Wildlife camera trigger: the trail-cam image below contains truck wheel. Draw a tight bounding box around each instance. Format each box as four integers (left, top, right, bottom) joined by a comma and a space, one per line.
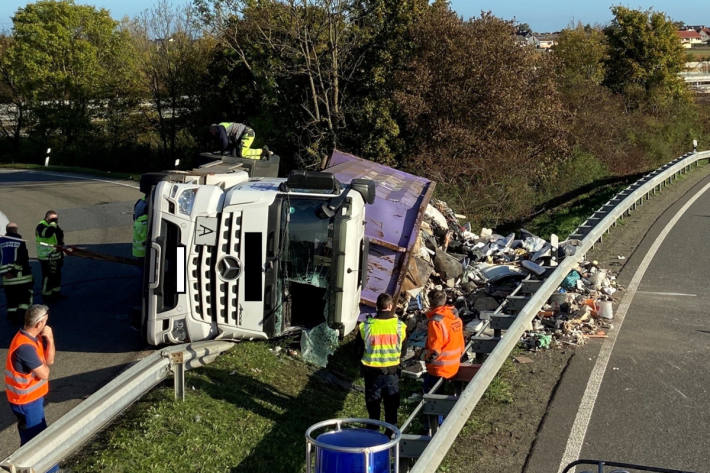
139, 172, 170, 194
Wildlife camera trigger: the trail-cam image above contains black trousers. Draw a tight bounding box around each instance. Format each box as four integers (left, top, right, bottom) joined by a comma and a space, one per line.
4, 281, 33, 323
40, 258, 62, 296
363, 367, 400, 428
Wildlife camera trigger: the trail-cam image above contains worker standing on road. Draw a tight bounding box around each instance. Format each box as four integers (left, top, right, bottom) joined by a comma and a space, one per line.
209, 122, 272, 160
132, 196, 148, 258
4, 305, 58, 470
422, 289, 464, 393
358, 293, 407, 428
0, 223, 34, 324
35, 210, 65, 300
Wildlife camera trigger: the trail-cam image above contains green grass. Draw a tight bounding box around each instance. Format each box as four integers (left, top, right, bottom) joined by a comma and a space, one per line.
67, 340, 372, 472
685, 47, 710, 60
0, 162, 139, 181
523, 183, 627, 240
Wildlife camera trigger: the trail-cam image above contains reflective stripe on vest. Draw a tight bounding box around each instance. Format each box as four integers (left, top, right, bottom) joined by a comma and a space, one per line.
5, 331, 48, 405
132, 214, 148, 257
2, 268, 33, 286
35, 220, 58, 260
360, 318, 406, 368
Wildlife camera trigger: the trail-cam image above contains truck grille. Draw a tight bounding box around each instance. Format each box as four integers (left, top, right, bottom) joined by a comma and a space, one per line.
189, 211, 242, 326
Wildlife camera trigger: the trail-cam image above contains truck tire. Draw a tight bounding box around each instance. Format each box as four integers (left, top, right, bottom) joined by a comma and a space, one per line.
139, 172, 170, 194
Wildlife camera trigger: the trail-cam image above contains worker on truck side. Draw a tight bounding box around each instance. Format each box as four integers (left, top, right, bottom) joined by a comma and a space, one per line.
35, 210, 65, 301
132, 196, 148, 258
422, 289, 464, 393
0, 222, 34, 324
358, 293, 407, 428
209, 122, 272, 160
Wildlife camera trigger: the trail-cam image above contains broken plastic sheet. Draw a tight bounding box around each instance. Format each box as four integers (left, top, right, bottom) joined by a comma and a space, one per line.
300, 322, 340, 368
522, 235, 547, 253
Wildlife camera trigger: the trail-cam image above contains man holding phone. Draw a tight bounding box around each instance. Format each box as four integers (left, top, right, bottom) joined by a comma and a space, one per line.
35, 210, 65, 300
4, 304, 56, 449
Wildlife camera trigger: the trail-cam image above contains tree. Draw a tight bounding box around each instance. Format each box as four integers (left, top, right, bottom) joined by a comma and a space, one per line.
195, 0, 366, 168
516, 22, 532, 36
553, 23, 607, 88
603, 6, 689, 111
393, 7, 570, 223
132, 0, 215, 161
342, 0, 427, 166
4, 0, 137, 148
0, 34, 28, 149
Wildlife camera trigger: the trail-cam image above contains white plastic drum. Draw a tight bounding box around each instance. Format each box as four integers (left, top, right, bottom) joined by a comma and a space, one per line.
0, 210, 8, 235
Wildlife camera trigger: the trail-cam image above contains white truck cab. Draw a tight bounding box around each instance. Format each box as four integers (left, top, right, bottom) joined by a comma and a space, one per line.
143, 169, 374, 345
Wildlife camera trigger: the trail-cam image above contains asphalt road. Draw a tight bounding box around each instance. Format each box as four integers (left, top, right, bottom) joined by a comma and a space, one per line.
0, 169, 152, 457
527, 173, 710, 473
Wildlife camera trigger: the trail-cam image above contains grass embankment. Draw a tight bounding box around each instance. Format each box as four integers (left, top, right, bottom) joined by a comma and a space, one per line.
66, 339, 530, 473
523, 182, 626, 239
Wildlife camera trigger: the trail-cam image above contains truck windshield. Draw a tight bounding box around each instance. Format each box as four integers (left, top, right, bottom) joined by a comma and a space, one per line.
281, 197, 333, 288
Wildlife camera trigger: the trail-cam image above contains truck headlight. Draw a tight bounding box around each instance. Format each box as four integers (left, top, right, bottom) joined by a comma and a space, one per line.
178, 188, 197, 215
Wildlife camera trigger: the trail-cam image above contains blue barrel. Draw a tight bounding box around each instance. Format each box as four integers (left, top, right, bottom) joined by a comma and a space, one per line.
315, 428, 391, 473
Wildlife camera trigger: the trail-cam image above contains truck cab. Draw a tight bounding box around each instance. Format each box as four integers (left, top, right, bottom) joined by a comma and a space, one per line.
142, 169, 373, 345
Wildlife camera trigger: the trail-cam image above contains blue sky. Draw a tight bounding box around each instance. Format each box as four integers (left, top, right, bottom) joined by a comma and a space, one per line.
0, 1, 708, 33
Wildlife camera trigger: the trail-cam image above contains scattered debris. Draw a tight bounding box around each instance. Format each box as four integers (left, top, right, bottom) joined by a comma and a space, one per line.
514, 356, 534, 364
396, 198, 622, 373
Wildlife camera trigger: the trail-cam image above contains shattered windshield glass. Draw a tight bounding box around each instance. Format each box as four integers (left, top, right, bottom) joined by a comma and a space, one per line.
281, 197, 334, 288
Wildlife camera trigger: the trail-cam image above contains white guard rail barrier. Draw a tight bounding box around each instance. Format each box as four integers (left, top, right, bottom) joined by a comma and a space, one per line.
410, 150, 710, 473
1, 340, 235, 473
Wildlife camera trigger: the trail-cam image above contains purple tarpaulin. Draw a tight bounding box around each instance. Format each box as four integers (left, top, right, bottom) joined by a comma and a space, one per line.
326, 150, 435, 316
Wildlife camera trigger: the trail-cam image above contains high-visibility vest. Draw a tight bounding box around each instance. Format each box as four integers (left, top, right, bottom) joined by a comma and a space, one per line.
5, 331, 48, 405
219, 122, 247, 141
35, 220, 58, 260
425, 306, 465, 379
360, 317, 406, 368
132, 214, 148, 258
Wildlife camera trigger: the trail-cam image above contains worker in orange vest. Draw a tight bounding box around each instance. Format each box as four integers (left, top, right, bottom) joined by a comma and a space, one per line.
422, 289, 464, 393
4, 304, 58, 465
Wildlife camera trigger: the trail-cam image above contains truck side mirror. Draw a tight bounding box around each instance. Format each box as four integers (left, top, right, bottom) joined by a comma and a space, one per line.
350, 178, 376, 205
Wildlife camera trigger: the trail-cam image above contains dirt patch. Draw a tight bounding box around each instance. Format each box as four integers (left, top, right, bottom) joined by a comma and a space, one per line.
441, 162, 710, 473
442, 349, 574, 473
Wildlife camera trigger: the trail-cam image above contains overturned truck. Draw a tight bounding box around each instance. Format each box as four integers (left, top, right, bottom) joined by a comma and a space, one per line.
140, 151, 433, 345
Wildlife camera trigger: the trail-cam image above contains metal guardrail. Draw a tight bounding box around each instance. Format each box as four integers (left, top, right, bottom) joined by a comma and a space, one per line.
0, 340, 235, 473
410, 150, 710, 473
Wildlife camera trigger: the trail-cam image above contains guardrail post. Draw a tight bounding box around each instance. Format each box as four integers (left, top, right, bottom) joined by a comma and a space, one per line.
170, 352, 186, 401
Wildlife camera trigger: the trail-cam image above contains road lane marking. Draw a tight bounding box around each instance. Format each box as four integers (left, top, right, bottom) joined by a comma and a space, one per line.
637, 291, 697, 297
24, 169, 139, 190
557, 180, 710, 473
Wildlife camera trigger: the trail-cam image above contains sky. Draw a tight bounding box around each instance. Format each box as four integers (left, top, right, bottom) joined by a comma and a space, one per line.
0, 0, 708, 33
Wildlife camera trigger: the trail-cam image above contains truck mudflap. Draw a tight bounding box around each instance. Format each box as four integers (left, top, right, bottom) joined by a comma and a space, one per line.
326, 150, 435, 316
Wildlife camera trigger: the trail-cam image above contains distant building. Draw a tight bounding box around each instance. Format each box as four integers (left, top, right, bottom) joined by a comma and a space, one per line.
677, 30, 703, 48
534, 33, 558, 50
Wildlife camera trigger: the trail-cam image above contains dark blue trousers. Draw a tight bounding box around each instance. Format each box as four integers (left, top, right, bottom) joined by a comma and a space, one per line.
9, 397, 59, 472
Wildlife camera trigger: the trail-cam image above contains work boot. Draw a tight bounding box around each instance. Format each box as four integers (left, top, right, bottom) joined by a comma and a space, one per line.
261, 146, 273, 160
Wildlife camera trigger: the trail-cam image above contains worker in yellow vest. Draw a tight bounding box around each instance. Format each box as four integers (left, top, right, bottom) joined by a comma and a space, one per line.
358, 293, 407, 427
132, 196, 148, 258
208, 122, 272, 159
35, 210, 65, 300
